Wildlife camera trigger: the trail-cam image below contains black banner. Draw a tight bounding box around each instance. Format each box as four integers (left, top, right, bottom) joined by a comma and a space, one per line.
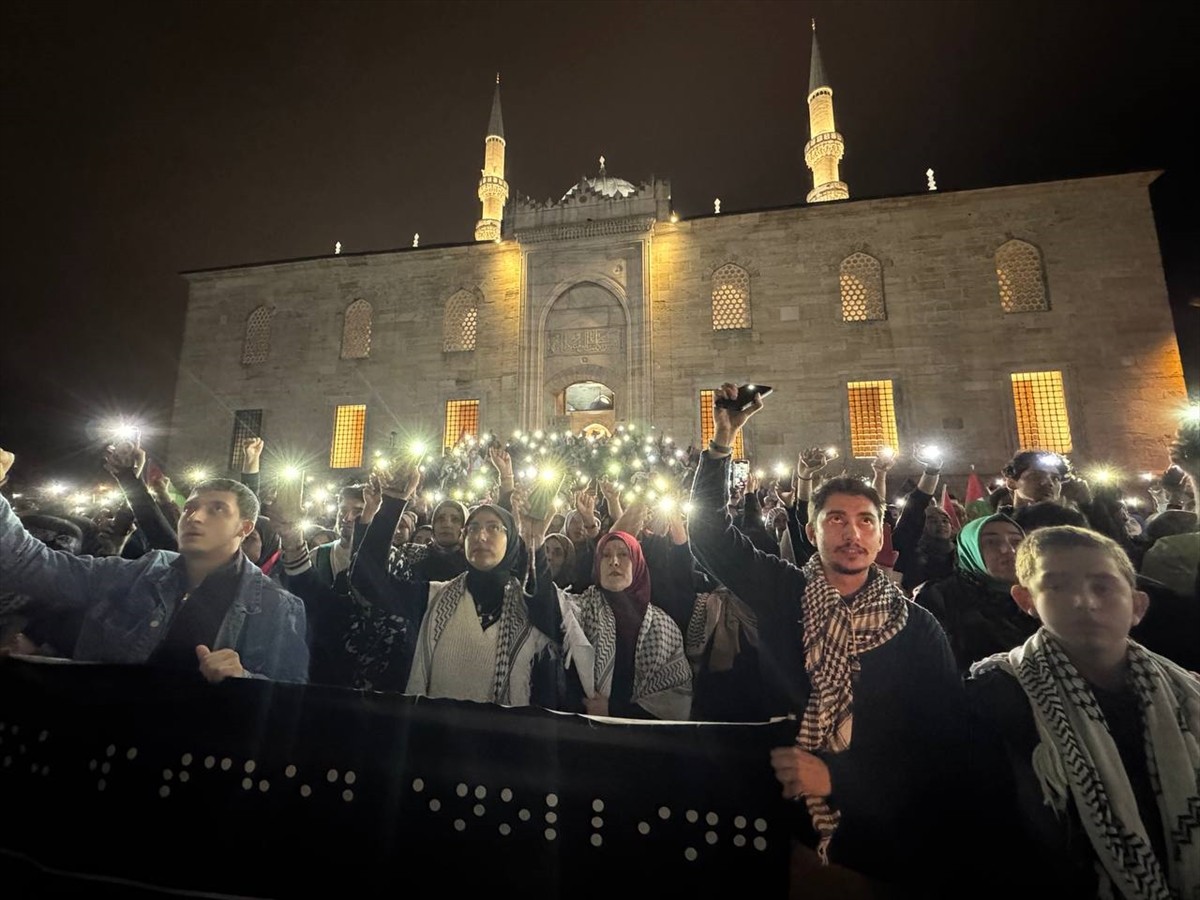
0, 659, 792, 898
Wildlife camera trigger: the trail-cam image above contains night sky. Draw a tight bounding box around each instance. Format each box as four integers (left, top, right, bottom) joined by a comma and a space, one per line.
2, 0, 1197, 482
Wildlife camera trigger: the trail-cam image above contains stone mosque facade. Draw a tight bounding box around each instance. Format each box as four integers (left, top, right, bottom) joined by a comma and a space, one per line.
168, 28, 1187, 477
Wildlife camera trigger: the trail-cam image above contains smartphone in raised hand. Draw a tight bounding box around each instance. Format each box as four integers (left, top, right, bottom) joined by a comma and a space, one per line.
714, 383, 773, 412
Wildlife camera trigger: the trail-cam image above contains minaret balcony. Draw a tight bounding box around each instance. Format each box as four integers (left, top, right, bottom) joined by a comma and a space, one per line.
806, 182, 849, 203
804, 132, 845, 166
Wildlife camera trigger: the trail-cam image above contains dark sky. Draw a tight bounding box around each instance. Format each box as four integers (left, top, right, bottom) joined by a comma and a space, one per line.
2, 0, 1197, 481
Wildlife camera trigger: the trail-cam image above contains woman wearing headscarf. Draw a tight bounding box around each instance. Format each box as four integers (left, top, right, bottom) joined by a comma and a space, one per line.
389, 498, 470, 582
350, 466, 561, 706
542, 533, 577, 589
554, 531, 692, 720
914, 512, 1031, 673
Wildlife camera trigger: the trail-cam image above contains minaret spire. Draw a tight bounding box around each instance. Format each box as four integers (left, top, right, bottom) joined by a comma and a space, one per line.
475, 76, 509, 242
803, 21, 849, 203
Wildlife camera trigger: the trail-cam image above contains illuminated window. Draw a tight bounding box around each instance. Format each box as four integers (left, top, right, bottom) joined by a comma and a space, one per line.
840, 253, 886, 322
340, 299, 372, 359
699, 390, 746, 457
443, 290, 478, 352
1011, 371, 1072, 453
996, 240, 1048, 313
229, 409, 263, 470
242, 306, 274, 365
444, 400, 480, 451
711, 263, 751, 330
847, 380, 899, 458
330, 405, 366, 469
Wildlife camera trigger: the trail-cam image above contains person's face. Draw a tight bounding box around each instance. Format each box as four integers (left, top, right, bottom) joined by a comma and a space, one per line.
433, 506, 465, 548
1012, 547, 1148, 659
1010, 465, 1062, 503
413, 527, 434, 546
545, 539, 566, 577
242, 529, 263, 562
978, 521, 1024, 584
599, 538, 635, 592
27, 527, 82, 556
924, 505, 953, 540
566, 515, 587, 543
338, 496, 366, 543
178, 491, 254, 558
393, 518, 414, 548
464, 511, 508, 571
806, 494, 884, 577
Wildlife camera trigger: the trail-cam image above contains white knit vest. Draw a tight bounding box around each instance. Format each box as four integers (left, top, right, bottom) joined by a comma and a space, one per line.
425, 590, 499, 703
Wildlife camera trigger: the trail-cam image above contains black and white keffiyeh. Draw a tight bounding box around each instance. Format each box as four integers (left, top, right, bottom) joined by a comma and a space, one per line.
974, 631, 1200, 900
796, 556, 909, 864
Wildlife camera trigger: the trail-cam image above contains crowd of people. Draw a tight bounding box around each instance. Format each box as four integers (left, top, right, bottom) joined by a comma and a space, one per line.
1, 387, 1198, 897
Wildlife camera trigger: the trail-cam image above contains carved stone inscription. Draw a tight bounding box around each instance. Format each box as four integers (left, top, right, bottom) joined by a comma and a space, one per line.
546, 327, 623, 356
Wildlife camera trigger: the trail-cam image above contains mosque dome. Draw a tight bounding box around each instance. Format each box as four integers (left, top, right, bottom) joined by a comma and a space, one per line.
561, 156, 638, 201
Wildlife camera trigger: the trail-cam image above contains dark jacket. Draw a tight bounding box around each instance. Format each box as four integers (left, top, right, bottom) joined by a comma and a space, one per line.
915, 572, 1036, 674
688, 453, 967, 887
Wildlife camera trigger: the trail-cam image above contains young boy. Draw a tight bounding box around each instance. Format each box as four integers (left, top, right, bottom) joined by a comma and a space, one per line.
966, 526, 1198, 898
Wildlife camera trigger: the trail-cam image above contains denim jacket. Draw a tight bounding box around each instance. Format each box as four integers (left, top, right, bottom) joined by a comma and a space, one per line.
0, 496, 308, 682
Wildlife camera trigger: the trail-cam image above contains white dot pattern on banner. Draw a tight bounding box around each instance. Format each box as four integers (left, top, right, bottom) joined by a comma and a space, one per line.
499, 824, 511, 836
734, 815, 747, 829
97, 779, 106, 791
180, 753, 192, 766
344, 771, 356, 785
5, 757, 13, 768
258, 780, 270, 793
545, 793, 558, 808
244, 760, 256, 774
474, 805, 485, 817
544, 828, 557, 841
754, 818, 767, 833
220, 758, 232, 771
686, 810, 698, 823
179, 772, 190, 783
658, 806, 671, 820
684, 848, 698, 862
590, 834, 603, 848
706, 831, 718, 845
454, 819, 466, 832
39, 731, 49, 742
204, 756, 215, 769
706, 812, 718, 826
300, 785, 312, 798
326, 769, 338, 783
105, 745, 115, 757
474, 785, 486, 799
101, 762, 111, 775
456, 783, 469, 797
500, 788, 512, 802
638, 822, 651, 835
126, 747, 137, 760
159, 786, 170, 798
428, 799, 441, 812
591, 817, 603, 829
412, 778, 424, 792
592, 799, 604, 813
41, 766, 50, 777
754, 837, 767, 851
518, 809, 531, 822
733, 834, 746, 848
545, 811, 557, 824
285, 765, 297, 779
163, 769, 173, 781
342, 790, 353, 802
89, 760, 97, 771
241, 778, 252, 790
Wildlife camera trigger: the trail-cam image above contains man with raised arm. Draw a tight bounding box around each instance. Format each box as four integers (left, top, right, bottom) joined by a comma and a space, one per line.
687, 385, 966, 891
0, 446, 307, 683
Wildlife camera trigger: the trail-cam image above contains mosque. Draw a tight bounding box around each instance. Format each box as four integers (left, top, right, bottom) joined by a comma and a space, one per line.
168, 26, 1186, 478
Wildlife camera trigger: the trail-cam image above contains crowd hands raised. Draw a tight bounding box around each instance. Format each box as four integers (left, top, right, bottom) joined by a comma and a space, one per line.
1, 387, 1198, 896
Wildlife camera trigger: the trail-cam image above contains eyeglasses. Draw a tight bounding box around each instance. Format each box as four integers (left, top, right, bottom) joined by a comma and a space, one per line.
466, 522, 507, 537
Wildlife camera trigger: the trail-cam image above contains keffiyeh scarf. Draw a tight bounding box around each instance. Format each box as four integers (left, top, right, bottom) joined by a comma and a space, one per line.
975, 631, 1200, 900
796, 556, 909, 864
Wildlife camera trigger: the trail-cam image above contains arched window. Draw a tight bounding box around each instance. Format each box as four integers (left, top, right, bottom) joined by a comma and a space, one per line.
242, 305, 274, 365
340, 299, 372, 359
711, 263, 751, 330
443, 290, 478, 352
840, 253, 886, 322
996, 240, 1048, 313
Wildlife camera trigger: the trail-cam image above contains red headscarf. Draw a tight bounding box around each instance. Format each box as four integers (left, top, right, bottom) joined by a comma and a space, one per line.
593, 531, 652, 613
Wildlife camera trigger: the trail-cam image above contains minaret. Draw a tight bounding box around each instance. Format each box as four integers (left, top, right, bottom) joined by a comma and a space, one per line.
474, 74, 508, 242
804, 21, 849, 203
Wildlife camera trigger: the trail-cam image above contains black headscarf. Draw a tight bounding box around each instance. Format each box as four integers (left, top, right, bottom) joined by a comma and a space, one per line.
463, 504, 523, 629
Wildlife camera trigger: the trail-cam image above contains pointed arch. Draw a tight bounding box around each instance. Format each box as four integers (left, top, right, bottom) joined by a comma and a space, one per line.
443, 289, 478, 352
996, 239, 1049, 312
242, 305, 274, 365
840, 252, 886, 322
340, 299, 372, 359
711, 263, 751, 330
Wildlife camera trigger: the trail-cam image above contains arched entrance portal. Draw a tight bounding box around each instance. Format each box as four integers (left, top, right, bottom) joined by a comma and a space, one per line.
562, 381, 616, 436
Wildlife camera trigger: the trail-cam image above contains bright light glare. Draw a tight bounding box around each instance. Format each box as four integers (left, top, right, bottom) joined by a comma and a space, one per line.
773, 462, 789, 477
878, 446, 895, 459
280, 466, 302, 482
187, 468, 210, 483
1090, 467, 1117, 485
45, 482, 68, 496
408, 441, 427, 458
825, 447, 838, 458
658, 496, 677, 513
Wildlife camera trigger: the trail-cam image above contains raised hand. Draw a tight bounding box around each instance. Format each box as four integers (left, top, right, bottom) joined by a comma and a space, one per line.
871, 447, 897, 472
798, 446, 831, 476
511, 485, 550, 549
598, 478, 619, 503
913, 443, 943, 471
711, 382, 764, 445
745, 471, 761, 494
0, 448, 14, 484
104, 440, 146, 477
488, 447, 514, 484
378, 462, 420, 501
361, 473, 384, 524
242, 437, 264, 474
